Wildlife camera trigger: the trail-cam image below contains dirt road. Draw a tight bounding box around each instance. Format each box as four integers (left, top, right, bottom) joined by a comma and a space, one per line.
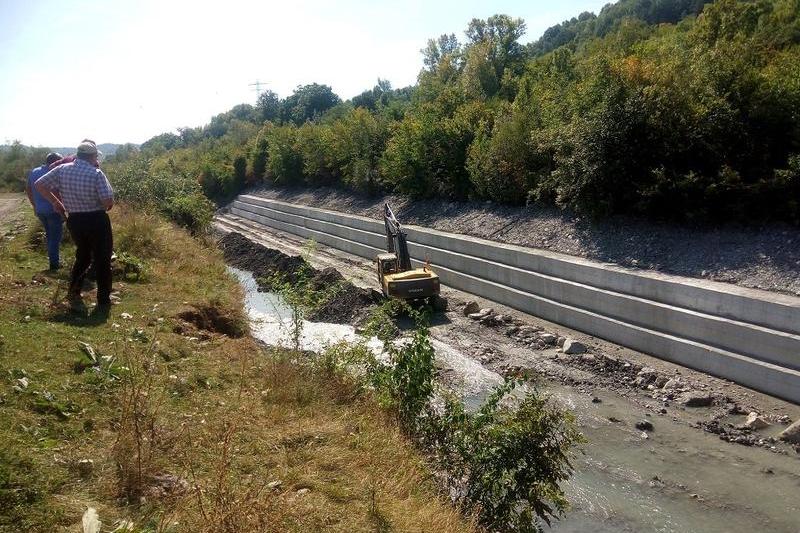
215, 213, 800, 533
0, 193, 24, 225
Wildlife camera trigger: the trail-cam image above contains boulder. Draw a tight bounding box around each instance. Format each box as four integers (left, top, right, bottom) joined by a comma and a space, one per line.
562, 339, 587, 354
778, 420, 800, 444
635, 420, 654, 431
743, 412, 770, 430
540, 333, 557, 345
463, 301, 480, 316
680, 392, 714, 407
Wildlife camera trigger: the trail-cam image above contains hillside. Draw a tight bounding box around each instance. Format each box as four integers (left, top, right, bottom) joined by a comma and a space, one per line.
108, 0, 799, 228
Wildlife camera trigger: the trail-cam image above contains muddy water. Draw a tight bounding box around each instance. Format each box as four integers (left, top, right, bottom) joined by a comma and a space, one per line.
231, 266, 800, 532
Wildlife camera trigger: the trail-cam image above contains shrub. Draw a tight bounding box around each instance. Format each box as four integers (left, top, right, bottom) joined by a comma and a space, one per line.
165, 192, 215, 235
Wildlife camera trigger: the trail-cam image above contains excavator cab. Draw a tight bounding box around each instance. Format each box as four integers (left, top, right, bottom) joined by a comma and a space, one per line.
377, 204, 442, 303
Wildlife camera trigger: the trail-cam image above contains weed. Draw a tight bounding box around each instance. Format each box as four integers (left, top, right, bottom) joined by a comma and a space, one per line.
114, 251, 147, 281
113, 331, 167, 503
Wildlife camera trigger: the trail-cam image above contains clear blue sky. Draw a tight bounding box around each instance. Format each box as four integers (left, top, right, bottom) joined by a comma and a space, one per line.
0, 0, 610, 147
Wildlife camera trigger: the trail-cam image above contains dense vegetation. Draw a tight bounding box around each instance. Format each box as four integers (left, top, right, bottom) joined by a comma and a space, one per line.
0, 143, 49, 192
10, 0, 800, 227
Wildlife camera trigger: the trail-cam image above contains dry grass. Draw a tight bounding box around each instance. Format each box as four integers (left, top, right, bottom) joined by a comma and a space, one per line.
0, 205, 474, 532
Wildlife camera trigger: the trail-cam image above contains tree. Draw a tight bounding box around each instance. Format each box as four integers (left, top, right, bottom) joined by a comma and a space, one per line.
256, 90, 281, 123
465, 15, 527, 80
281, 83, 342, 125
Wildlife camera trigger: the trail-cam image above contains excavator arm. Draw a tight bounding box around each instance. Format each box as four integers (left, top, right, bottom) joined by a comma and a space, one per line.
384, 203, 412, 271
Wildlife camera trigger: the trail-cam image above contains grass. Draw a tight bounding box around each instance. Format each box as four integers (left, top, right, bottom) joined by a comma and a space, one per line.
0, 202, 475, 532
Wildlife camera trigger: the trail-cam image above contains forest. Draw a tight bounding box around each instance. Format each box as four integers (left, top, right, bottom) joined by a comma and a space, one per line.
6, 0, 800, 227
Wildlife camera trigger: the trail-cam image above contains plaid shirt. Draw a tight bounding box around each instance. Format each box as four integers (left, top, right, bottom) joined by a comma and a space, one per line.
35, 159, 114, 214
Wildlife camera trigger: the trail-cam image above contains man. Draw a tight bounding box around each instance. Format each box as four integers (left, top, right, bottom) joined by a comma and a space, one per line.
35, 141, 115, 310
25, 152, 64, 270
48, 138, 101, 170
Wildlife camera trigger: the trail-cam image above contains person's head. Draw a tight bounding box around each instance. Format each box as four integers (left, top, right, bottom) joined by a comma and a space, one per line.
45, 152, 62, 166
76, 141, 98, 162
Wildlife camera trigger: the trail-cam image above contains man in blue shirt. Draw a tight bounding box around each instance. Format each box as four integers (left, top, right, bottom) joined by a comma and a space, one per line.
25, 152, 64, 270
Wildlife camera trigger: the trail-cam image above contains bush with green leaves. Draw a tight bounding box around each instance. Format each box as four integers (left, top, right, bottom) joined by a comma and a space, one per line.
109, 158, 215, 233
323, 302, 582, 532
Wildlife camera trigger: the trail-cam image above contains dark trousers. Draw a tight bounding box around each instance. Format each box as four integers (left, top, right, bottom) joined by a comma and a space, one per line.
66, 211, 113, 304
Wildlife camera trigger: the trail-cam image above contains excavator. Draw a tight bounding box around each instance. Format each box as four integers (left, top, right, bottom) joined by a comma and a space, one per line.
376, 203, 442, 304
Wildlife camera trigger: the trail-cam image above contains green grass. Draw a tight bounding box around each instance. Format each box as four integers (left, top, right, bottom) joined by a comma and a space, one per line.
0, 205, 475, 532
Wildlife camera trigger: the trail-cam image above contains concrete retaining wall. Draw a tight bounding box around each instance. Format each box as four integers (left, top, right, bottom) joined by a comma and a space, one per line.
226, 194, 800, 403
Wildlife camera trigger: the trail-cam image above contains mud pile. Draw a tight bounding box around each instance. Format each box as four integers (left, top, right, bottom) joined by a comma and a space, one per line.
218, 232, 379, 324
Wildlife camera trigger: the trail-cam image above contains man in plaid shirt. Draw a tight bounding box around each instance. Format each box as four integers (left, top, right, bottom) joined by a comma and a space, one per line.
35, 141, 115, 311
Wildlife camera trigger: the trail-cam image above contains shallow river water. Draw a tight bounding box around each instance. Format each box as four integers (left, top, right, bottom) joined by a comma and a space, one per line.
231, 267, 800, 532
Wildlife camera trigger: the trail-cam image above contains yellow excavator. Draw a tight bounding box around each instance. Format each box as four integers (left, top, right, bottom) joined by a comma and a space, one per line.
376, 203, 441, 302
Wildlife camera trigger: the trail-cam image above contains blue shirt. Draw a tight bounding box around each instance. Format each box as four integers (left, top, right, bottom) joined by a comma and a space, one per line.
27, 165, 54, 214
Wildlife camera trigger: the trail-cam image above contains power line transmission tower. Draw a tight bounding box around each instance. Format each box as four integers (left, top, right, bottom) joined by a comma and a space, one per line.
249, 79, 269, 99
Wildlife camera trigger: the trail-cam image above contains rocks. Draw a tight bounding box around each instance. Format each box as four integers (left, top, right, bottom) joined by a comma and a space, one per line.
778, 420, 800, 444
120, 312, 132, 320
635, 420, 654, 431
467, 308, 493, 321
634, 367, 658, 388
540, 333, 557, 345
653, 375, 669, 389
680, 392, 714, 407
591, 396, 602, 404
662, 378, 682, 390
742, 412, 770, 431
267, 480, 283, 490
562, 339, 587, 354
463, 301, 480, 316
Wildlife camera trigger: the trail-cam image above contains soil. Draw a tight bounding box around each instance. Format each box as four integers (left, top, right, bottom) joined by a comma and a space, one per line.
177, 303, 246, 338
0, 193, 26, 232
218, 232, 379, 324
242, 185, 800, 296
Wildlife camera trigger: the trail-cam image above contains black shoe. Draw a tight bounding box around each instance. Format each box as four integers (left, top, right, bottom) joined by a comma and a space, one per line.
92, 303, 111, 319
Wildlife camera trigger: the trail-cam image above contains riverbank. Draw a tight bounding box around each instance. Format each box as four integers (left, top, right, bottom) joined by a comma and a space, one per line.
214, 215, 800, 532
0, 201, 473, 532
242, 185, 800, 296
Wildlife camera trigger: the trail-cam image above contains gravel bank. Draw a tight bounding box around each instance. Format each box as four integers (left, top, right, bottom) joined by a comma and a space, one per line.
244, 186, 800, 297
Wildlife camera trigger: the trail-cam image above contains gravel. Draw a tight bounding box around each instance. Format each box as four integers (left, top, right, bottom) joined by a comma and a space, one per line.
243, 185, 800, 296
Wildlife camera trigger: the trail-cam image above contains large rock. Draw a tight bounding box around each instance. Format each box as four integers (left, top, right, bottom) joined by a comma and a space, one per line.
562, 339, 587, 354
540, 333, 557, 345
742, 412, 770, 430
778, 420, 800, 444
680, 392, 714, 407
463, 301, 480, 316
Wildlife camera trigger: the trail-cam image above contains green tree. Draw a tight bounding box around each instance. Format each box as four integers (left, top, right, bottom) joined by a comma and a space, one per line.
281, 83, 342, 125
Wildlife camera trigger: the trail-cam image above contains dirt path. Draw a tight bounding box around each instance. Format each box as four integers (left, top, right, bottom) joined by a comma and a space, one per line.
0, 193, 24, 226
215, 214, 800, 533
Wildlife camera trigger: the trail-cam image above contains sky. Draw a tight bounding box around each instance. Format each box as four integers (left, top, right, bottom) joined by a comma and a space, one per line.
0, 0, 610, 148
